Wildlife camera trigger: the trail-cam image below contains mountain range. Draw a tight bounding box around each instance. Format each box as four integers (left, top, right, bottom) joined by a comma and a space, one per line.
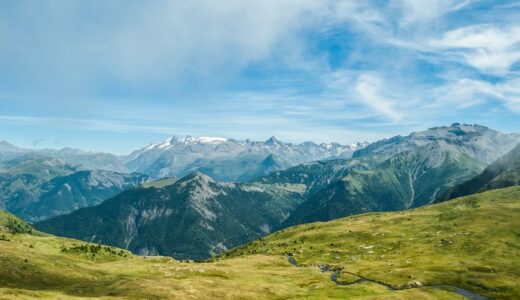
123, 136, 368, 181
0, 137, 368, 182
34, 123, 520, 259
0, 136, 366, 222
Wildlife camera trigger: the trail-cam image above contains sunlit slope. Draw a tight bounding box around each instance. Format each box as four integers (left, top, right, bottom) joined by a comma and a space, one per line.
222, 186, 520, 299
0, 211, 460, 299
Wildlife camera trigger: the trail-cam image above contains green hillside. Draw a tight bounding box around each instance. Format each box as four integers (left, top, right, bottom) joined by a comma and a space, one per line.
2, 187, 519, 299
0, 210, 460, 299
282, 146, 484, 227
222, 187, 520, 299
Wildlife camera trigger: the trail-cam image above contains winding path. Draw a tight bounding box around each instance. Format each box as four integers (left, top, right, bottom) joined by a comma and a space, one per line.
287, 256, 490, 300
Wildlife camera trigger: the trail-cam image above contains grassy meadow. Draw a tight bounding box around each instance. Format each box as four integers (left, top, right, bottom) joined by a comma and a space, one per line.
1, 187, 519, 299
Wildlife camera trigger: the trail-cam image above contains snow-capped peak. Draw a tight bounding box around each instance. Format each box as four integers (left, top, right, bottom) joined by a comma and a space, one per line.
195, 136, 228, 144
178, 136, 228, 144
145, 135, 229, 150
349, 141, 369, 149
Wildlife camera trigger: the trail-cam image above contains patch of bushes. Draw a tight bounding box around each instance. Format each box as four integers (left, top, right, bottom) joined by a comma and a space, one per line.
4, 218, 32, 234
61, 243, 128, 257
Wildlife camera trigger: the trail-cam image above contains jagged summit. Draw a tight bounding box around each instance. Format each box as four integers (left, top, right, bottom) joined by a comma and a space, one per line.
143, 135, 230, 151
265, 136, 282, 146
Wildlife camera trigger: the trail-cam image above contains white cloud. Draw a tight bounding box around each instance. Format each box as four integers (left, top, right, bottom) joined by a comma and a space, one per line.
354, 74, 403, 122
394, 0, 472, 27
430, 25, 520, 75
429, 77, 520, 112
496, 78, 520, 112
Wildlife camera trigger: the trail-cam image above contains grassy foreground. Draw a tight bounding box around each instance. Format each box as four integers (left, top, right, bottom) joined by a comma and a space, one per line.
1, 187, 519, 299
222, 186, 520, 299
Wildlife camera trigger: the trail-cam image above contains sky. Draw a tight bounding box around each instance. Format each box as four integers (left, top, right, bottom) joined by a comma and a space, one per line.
0, 0, 519, 154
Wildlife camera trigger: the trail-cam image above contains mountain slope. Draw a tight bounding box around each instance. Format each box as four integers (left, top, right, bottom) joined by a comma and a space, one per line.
1, 210, 469, 299
223, 186, 520, 300
35, 172, 305, 259
354, 123, 520, 164
21, 170, 149, 222
281, 124, 520, 226
0, 169, 148, 222
440, 144, 520, 200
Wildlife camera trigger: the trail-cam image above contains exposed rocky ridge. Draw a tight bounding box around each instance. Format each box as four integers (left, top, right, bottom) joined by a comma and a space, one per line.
354, 123, 520, 164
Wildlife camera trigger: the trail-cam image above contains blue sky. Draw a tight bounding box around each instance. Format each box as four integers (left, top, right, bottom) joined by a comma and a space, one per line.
0, 0, 519, 154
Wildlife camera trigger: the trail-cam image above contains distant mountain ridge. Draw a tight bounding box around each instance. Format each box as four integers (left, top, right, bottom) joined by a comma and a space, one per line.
0, 137, 369, 182
123, 135, 368, 181
0, 142, 125, 172
353, 123, 518, 164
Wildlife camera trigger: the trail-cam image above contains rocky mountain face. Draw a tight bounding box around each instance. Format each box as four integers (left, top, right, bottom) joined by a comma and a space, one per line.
354, 123, 519, 164
439, 143, 520, 200
123, 136, 368, 181
36, 172, 305, 259
0, 164, 149, 222
279, 124, 520, 227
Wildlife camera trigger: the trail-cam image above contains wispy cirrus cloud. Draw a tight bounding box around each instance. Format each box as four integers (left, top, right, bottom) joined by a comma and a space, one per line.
429, 25, 520, 75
